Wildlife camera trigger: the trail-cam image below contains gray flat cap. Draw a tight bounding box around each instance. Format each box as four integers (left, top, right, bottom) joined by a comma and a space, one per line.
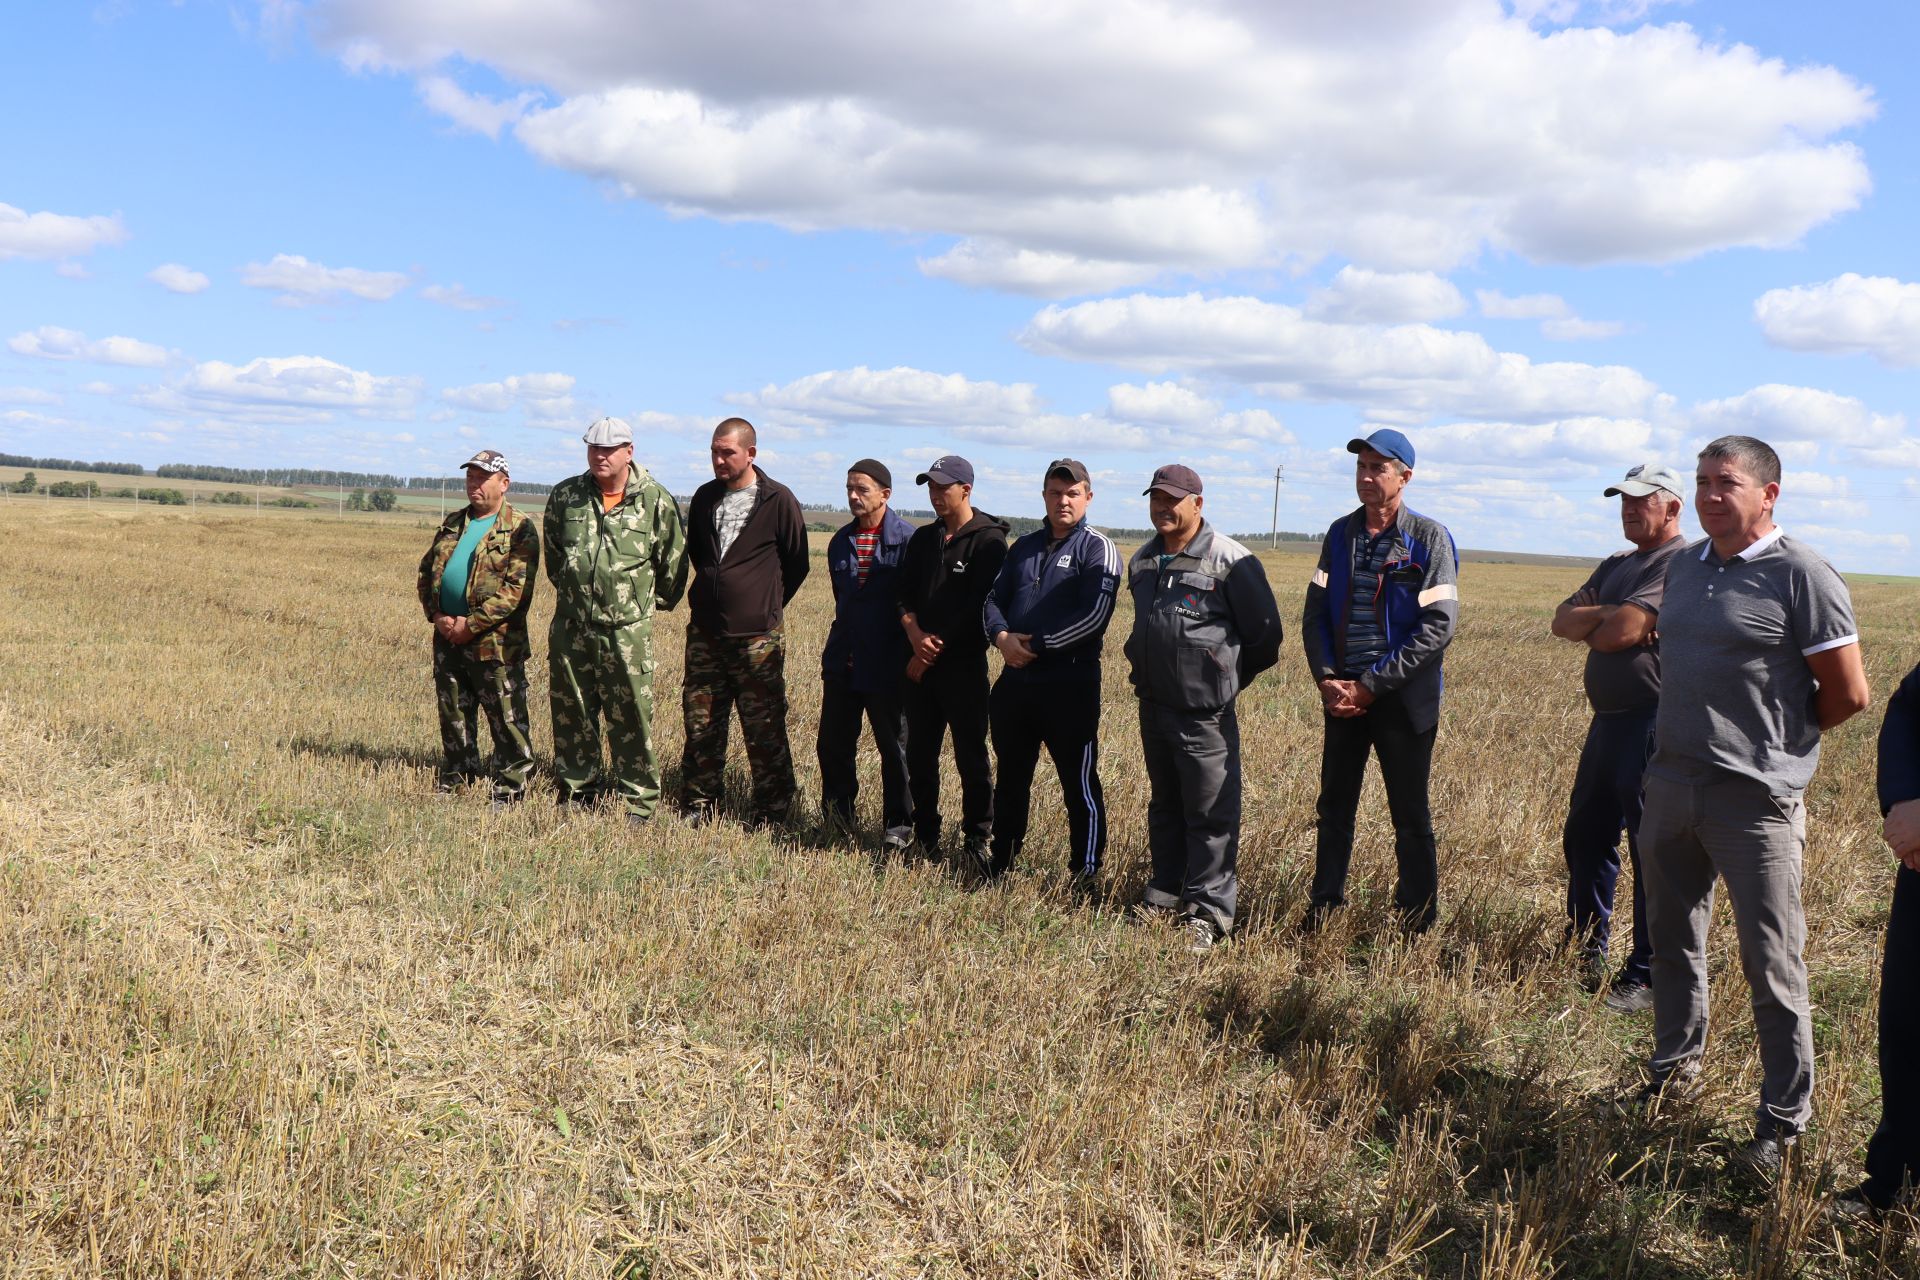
582, 416, 633, 447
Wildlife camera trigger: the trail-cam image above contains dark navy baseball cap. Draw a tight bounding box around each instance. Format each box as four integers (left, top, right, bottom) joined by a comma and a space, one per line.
1346, 427, 1416, 469
916, 455, 974, 486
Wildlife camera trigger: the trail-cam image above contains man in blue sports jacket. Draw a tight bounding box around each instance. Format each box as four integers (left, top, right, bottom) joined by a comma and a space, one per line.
817, 459, 916, 851
1302, 427, 1460, 933
983, 458, 1122, 883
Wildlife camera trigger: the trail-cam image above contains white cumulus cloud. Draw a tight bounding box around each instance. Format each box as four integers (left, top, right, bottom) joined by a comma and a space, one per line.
140, 355, 422, 424
441, 372, 576, 425
731, 365, 1042, 426
1306, 267, 1466, 323
0, 202, 127, 261
8, 325, 170, 367
1477, 289, 1623, 340
1753, 273, 1920, 367
417, 74, 543, 139
1690, 383, 1905, 446
307, 2, 1876, 289
240, 253, 411, 305
1020, 292, 1660, 423
148, 263, 211, 294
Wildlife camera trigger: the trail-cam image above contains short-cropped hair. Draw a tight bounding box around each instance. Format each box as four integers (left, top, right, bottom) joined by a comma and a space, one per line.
714, 417, 758, 448
1698, 434, 1780, 487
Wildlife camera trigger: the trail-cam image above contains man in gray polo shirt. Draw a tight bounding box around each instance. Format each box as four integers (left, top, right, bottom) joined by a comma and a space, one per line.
1551, 462, 1686, 1009
1638, 434, 1870, 1176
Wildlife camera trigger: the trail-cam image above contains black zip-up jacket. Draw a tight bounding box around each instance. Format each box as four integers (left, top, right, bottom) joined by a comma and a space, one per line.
895, 510, 1010, 665
686, 468, 810, 637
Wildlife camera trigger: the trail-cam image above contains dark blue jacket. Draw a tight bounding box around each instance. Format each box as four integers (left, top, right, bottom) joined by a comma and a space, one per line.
821, 507, 915, 694
983, 517, 1121, 667
1302, 504, 1459, 734
1880, 663, 1920, 816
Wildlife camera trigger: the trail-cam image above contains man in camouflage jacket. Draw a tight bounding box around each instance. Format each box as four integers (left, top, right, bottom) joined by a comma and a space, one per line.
416, 449, 541, 804
545, 417, 690, 820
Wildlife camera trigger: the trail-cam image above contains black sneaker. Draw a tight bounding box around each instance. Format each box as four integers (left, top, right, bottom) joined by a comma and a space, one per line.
1299, 901, 1338, 934
1604, 976, 1654, 1014
1730, 1132, 1795, 1181
1830, 1180, 1903, 1223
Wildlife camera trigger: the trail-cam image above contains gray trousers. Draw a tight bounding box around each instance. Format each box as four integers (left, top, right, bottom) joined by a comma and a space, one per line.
1139, 699, 1241, 935
1641, 771, 1813, 1138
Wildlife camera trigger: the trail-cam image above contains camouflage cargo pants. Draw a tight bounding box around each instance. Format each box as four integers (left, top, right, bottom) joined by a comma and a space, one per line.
433, 637, 534, 800
680, 624, 795, 821
549, 616, 661, 817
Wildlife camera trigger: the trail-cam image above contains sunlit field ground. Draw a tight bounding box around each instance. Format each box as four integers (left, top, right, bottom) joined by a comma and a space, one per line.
3, 501, 1917, 1278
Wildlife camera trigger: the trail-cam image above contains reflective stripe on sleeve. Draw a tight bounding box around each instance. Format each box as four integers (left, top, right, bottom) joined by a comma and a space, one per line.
1311, 569, 1329, 588
1416, 583, 1458, 607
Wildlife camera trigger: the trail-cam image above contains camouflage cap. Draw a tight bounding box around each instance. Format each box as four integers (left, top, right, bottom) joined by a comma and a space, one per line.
583, 416, 633, 447
462, 449, 509, 474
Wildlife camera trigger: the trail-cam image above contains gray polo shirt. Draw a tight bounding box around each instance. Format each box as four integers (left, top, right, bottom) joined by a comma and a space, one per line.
1572, 533, 1685, 713
1647, 528, 1858, 794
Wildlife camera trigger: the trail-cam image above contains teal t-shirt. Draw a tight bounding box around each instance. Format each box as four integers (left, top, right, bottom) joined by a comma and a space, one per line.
438, 513, 497, 617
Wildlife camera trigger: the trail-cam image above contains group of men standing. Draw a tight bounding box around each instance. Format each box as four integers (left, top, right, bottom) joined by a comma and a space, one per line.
417, 416, 808, 829
414, 417, 1920, 1207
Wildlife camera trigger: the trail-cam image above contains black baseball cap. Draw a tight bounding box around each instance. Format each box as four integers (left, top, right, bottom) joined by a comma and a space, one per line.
915, 455, 974, 486
1142, 464, 1202, 499
1046, 458, 1090, 486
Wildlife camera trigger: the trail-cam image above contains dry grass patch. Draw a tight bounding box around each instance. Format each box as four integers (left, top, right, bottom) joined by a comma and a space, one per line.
3, 503, 1919, 1276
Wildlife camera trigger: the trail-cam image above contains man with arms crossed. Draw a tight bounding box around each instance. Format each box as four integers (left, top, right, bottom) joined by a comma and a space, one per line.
416, 449, 540, 806
817, 459, 916, 851
682, 418, 811, 827
1302, 427, 1459, 934
983, 458, 1121, 885
1124, 464, 1283, 950
1637, 435, 1869, 1176
544, 418, 688, 821
897, 455, 1008, 870
1550, 463, 1687, 1009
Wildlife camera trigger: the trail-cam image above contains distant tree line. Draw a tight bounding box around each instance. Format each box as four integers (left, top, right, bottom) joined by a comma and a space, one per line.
0, 453, 144, 475
154, 464, 552, 495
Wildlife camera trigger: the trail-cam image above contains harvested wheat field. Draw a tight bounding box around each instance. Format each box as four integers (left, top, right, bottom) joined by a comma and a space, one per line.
2, 501, 1916, 1279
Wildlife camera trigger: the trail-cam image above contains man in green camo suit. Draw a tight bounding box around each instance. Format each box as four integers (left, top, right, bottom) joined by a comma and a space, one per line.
545, 416, 690, 821
416, 448, 541, 806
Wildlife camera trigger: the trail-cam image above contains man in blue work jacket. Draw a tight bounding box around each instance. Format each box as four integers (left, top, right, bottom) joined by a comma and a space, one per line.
1302, 427, 1459, 933
983, 458, 1122, 884
817, 458, 916, 851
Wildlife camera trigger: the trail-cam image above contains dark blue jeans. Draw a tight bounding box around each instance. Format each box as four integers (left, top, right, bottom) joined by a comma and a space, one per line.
1562, 706, 1655, 984
1864, 864, 1920, 1201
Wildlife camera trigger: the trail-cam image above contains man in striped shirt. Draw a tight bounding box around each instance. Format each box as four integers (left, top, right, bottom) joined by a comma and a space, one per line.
982, 458, 1122, 885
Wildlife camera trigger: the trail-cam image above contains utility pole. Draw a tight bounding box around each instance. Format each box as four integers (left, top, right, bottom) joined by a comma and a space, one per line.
1270, 464, 1285, 549
256, 471, 262, 516
439, 480, 445, 519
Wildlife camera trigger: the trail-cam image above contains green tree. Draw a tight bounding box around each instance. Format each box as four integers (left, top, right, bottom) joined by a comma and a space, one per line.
13, 471, 36, 494
348, 488, 367, 511
368, 488, 398, 513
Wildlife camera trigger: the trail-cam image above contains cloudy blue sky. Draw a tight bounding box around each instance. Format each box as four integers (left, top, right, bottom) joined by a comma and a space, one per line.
4, 1, 1918, 565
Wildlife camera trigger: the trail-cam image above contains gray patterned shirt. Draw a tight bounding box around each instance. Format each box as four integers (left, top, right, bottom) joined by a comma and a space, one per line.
713, 483, 758, 560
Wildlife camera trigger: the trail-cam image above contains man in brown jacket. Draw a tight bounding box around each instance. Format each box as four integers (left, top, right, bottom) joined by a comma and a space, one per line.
416, 449, 541, 806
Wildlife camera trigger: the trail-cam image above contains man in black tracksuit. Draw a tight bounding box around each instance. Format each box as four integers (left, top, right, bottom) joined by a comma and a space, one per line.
983, 458, 1122, 882
896, 455, 1009, 867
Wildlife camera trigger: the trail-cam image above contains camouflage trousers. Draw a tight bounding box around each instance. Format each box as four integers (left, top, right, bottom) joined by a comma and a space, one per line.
550, 616, 661, 817
680, 625, 794, 821
433, 637, 534, 800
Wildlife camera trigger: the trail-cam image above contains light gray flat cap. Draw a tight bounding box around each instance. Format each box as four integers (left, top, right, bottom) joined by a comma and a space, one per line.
582, 416, 633, 447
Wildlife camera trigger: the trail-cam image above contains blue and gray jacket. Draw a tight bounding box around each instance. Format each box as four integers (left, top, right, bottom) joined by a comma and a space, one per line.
821, 507, 916, 695
1125, 521, 1283, 712
983, 517, 1121, 668
1303, 504, 1459, 733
